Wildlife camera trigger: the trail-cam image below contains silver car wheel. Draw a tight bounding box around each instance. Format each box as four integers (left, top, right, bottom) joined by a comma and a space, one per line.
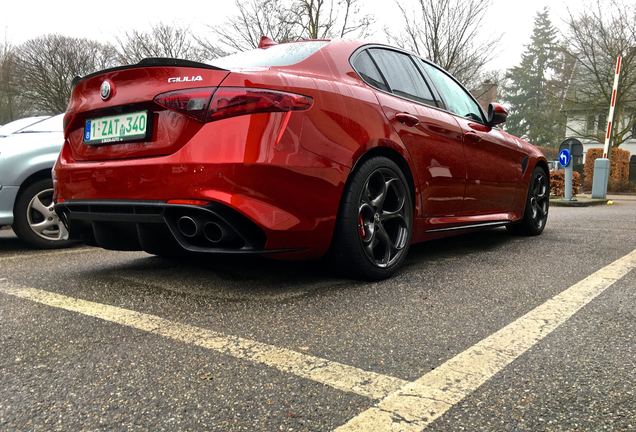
26, 188, 69, 241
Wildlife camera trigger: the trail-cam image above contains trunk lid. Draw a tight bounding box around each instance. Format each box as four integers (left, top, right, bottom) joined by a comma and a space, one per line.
65, 60, 229, 161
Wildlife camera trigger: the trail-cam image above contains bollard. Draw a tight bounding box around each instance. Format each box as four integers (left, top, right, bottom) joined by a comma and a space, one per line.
591, 158, 610, 199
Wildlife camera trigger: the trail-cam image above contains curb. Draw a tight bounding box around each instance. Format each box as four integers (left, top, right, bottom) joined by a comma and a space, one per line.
550, 198, 610, 207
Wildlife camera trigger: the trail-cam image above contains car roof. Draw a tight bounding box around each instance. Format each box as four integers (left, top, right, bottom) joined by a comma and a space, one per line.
0, 116, 50, 137
15, 114, 64, 134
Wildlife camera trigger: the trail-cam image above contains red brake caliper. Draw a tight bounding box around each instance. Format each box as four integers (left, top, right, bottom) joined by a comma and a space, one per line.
358, 214, 366, 238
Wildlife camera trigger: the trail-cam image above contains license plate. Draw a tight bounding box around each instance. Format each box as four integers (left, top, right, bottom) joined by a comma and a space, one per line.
83, 111, 149, 145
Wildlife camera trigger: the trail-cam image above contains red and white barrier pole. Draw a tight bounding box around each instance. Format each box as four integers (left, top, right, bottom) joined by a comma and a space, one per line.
603, 55, 622, 158
592, 55, 622, 199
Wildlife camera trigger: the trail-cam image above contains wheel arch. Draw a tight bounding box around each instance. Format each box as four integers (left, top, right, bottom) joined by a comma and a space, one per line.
348, 145, 419, 218
517, 157, 550, 221
534, 158, 549, 177
14, 169, 53, 208
527, 157, 550, 197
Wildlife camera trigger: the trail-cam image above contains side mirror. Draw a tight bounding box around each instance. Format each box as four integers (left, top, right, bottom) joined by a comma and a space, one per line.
487, 102, 508, 126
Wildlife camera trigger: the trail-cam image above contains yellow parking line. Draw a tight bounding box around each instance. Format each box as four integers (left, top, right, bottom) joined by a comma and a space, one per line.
335, 249, 636, 431
0, 280, 407, 400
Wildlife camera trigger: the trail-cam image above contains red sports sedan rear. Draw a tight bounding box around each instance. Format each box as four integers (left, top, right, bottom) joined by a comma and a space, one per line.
54, 39, 549, 279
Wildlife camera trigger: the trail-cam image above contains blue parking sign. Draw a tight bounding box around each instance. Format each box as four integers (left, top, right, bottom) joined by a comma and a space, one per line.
559, 149, 571, 168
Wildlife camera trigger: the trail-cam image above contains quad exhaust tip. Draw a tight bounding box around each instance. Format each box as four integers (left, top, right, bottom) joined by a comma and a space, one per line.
177, 216, 199, 238
176, 215, 231, 245
203, 222, 224, 243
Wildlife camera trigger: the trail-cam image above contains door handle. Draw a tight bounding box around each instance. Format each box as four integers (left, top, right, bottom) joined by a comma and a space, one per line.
463, 130, 482, 143
395, 112, 420, 127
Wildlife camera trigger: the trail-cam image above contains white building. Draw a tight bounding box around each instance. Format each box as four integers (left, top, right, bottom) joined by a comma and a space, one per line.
565, 111, 636, 163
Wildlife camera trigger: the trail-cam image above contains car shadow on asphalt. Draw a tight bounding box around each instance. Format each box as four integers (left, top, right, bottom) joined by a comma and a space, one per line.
405, 227, 514, 264
82, 227, 516, 300
2, 225, 517, 299
0, 229, 35, 254
0, 229, 83, 255
0, 229, 45, 256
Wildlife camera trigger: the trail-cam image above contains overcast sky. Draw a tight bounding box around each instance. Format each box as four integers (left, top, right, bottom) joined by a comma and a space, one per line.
1, 0, 584, 72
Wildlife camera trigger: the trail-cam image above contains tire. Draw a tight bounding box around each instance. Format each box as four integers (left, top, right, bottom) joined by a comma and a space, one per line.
331, 156, 413, 280
12, 178, 73, 249
507, 166, 549, 236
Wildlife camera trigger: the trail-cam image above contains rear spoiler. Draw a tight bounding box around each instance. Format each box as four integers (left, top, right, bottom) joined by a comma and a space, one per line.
72, 57, 227, 87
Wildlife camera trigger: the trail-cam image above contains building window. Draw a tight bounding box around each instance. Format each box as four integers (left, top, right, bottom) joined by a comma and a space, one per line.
598, 114, 605, 134
586, 114, 596, 133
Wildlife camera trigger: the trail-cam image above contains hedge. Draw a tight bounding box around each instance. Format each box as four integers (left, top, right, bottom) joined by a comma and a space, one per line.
550, 170, 581, 197
583, 148, 631, 192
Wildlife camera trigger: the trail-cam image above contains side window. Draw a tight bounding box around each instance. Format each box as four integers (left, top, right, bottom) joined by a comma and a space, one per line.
368, 49, 437, 107
418, 60, 484, 122
352, 51, 389, 92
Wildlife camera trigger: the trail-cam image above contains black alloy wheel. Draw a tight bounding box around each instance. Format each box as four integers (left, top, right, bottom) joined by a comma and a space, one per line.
508, 166, 549, 236
528, 170, 549, 230
357, 167, 410, 268
331, 156, 413, 280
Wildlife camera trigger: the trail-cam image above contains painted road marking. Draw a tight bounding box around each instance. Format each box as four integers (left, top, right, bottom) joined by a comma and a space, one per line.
0, 247, 95, 262
335, 249, 636, 431
0, 280, 407, 400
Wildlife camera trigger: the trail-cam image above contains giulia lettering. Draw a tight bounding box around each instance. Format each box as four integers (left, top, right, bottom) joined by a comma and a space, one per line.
167, 76, 203, 83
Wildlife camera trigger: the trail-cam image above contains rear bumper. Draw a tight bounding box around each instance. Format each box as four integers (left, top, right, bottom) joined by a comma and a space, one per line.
0, 185, 19, 226
55, 200, 301, 255
54, 111, 351, 258
54, 160, 343, 258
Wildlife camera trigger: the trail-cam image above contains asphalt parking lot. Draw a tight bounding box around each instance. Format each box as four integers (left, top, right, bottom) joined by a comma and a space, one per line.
1, 198, 635, 431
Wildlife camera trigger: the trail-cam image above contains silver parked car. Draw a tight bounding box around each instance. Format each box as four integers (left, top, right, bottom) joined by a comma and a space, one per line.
0, 114, 71, 248
0, 116, 49, 138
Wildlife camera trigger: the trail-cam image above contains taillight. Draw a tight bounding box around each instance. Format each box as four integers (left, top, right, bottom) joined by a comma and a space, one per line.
153, 87, 216, 122
153, 87, 312, 123
207, 87, 313, 122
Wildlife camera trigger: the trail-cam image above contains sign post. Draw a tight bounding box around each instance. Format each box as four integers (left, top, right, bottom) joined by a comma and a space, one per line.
559, 138, 583, 201
592, 55, 622, 199
560, 148, 573, 200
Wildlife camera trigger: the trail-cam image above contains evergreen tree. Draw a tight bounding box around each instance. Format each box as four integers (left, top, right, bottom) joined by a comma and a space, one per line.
504, 8, 566, 147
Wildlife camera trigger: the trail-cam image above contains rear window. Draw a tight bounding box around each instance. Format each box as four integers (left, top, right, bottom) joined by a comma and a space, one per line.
209, 41, 328, 69
369, 49, 437, 107
352, 51, 389, 92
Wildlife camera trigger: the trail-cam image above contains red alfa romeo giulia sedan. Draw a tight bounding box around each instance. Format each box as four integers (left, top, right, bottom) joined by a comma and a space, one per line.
54, 39, 549, 279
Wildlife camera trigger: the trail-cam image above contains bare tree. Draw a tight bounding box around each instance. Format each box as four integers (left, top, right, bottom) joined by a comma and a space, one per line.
0, 41, 19, 122
1, 35, 33, 123
210, 0, 373, 52
290, 0, 373, 39
386, 0, 500, 86
117, 23, 215, 63
13, 34, 118, 114
210, 0, 298, 52
563, 0, 636, 147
